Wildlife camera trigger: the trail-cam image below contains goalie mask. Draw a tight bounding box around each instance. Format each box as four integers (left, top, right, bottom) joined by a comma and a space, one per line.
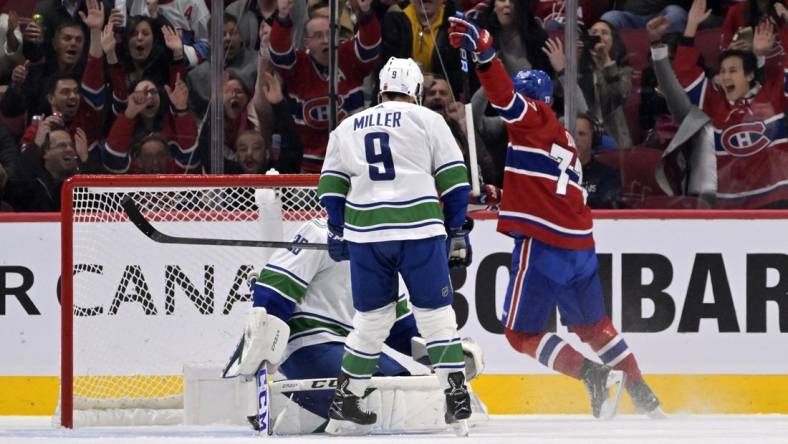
378, 57, 424, 105
512, 69, 553, 105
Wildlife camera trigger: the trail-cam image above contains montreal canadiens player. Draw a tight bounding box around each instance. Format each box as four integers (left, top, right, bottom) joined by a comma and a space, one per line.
447, 13, 663, 418
317, 56, 474, 434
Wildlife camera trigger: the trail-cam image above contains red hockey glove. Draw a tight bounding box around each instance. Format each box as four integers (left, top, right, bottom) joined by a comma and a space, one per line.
448, 13, 495, 65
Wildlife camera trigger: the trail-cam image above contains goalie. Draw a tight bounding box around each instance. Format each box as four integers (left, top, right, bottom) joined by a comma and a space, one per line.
223, 218, 485, 434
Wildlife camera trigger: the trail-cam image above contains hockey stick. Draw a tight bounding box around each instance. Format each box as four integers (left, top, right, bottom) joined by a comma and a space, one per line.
121, 197, 329, 250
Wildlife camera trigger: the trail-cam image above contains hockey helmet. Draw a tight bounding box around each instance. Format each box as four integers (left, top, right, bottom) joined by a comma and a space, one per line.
378, 57, 424, 105
512, 69, 553, 105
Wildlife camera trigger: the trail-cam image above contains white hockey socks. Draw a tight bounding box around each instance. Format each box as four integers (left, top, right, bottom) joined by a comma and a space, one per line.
411, 305, 466, 389
341, 302, 397, 396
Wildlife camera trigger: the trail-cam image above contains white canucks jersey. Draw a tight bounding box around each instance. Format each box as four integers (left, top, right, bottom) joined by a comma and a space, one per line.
255, 219, 411, 361
317, 101, 470, 243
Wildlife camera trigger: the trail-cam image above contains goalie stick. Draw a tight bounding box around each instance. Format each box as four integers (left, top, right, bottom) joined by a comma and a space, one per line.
121, 197, 329, 250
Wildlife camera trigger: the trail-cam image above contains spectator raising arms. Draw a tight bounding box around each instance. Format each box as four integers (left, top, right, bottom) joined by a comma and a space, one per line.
103, 72, 199, 173
269, 0, 380, 173
721, 0, 788, 57
671, 0, 788, 208
129, 0, 210, 67
542, 20, 632, 147
106, 17, 178, 114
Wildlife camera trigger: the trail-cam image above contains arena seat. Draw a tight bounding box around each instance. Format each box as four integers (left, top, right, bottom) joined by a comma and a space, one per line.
594, 146, 667, 200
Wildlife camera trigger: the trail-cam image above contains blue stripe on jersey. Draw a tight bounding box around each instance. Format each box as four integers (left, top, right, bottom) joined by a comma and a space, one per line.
491, 92, 527, 122
265, 264, 310, 288
508, 147, 581, 185
340, 89, 366, 114
294, 311, 354, 330
322, 169, 350, 181
270, 46, 296, 69
435, 160, 466, 175
537, 335, 563, 367
498, 213, 594, 239
289, 328, 345, 342
100, 142, 130, 173
346, 195, 438, 209
684, 73, 706, 108
252, 284, 297, 320
81, 83, 105, 111
345, 344, 381, 358
355, 37, 380, 63
600, 339, 629, 365
344, 219, 444, 233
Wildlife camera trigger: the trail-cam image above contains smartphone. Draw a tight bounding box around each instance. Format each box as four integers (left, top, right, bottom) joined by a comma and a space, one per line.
584, 34, 602, 48
733, 26, 754, 44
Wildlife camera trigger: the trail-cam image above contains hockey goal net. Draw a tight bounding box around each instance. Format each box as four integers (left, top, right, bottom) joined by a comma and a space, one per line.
59, 174, 322, 428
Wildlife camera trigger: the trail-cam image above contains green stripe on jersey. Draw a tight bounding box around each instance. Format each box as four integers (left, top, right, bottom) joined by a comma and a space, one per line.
317, 174, 350, 199
395, 297, 410, 319
342, 351, 379, 378
427, 342, 464, 366
435, 164, 469, 195
288, 315, 351, 337
258, 268, 307, 303
345, 201, 443, 228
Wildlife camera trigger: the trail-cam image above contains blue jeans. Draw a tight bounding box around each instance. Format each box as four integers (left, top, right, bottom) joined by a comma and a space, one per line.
601, 5, 688, 34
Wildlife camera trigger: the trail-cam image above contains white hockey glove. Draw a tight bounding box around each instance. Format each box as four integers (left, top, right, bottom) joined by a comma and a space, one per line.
223, 307, 290, 378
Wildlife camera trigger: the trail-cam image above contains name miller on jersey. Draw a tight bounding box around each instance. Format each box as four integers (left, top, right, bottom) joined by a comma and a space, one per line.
353, 111, 402, 131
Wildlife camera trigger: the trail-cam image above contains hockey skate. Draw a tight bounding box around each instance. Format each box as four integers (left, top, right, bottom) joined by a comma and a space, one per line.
580, 360, 625, 420
444, 372, 472, 436
325, 373, 377, 436
628, 378, 666, 419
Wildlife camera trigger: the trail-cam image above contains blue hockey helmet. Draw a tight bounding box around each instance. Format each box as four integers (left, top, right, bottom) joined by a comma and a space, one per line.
512, 69, 553, 105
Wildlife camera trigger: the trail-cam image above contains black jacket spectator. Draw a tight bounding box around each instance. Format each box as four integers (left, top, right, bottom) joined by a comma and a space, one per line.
23, 0, 112, 64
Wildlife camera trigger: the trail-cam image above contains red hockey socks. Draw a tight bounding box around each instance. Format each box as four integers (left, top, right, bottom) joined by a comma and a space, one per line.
571, 316, 642, 386
504, 327, 585, 380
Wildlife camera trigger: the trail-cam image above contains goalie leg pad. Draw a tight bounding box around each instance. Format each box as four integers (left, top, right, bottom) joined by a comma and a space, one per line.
342, 302, 397, 395
236, 307, 290, 377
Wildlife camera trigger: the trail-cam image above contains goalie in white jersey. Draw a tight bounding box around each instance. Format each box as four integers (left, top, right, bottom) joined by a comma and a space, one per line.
317, 57, 474, 435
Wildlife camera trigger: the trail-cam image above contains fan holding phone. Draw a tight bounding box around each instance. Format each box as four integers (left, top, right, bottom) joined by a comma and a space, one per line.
542, 20, 633, 148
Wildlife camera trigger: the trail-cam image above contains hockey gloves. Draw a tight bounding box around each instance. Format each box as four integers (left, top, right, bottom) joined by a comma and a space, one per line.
327, 223, 349, 262
448, 13, 495, 65
446, 217, 474, 269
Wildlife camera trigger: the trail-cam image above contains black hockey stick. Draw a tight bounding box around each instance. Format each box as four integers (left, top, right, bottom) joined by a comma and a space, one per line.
121, 196, 329, 250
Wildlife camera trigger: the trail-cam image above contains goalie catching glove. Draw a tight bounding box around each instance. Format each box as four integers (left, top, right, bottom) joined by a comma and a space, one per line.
223, 307, 290, 378
448, 13, 495, 64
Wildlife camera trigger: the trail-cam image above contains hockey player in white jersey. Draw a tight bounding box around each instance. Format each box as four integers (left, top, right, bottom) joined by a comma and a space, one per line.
225, 218, 485, 433
317, 57, 474, 435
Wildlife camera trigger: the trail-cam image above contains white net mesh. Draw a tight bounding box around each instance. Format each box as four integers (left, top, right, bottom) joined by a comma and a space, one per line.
64, 177, 322, 424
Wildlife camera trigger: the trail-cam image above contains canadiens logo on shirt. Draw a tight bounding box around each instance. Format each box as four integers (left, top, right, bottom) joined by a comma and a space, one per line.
303, 96, 348, 129
720, 121, 771, 157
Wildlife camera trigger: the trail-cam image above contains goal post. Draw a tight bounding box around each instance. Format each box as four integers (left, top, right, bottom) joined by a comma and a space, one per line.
59, 174, 321, 428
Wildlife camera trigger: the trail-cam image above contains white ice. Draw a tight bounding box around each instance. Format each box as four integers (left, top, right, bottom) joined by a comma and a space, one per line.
2, 415, 788, 444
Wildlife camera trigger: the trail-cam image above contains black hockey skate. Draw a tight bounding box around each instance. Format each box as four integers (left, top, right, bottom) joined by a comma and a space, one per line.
628, 378, 666, 418
444, 371, 472, 423
580, 359, 625, 420
325, 373, 377, 435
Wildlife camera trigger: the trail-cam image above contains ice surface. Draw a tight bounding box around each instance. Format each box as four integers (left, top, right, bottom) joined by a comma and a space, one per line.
2, 415, 787, 444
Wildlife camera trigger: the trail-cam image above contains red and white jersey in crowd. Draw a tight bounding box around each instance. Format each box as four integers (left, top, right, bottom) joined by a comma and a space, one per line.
674, 44, 788, 208
477, 58, 594, 250
269, 15, 380, 173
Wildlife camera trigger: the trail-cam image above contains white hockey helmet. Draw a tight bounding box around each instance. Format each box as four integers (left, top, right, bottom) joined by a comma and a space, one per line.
378, 57, 424, 105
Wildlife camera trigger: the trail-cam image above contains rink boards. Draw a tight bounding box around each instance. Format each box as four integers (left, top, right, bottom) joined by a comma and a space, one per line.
1, 211, 787, 415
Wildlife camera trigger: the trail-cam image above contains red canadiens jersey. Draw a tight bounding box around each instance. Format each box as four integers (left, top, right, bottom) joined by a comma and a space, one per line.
477, 58, 594, 249
674, 45, 788, 208
269, 16, 380, 173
